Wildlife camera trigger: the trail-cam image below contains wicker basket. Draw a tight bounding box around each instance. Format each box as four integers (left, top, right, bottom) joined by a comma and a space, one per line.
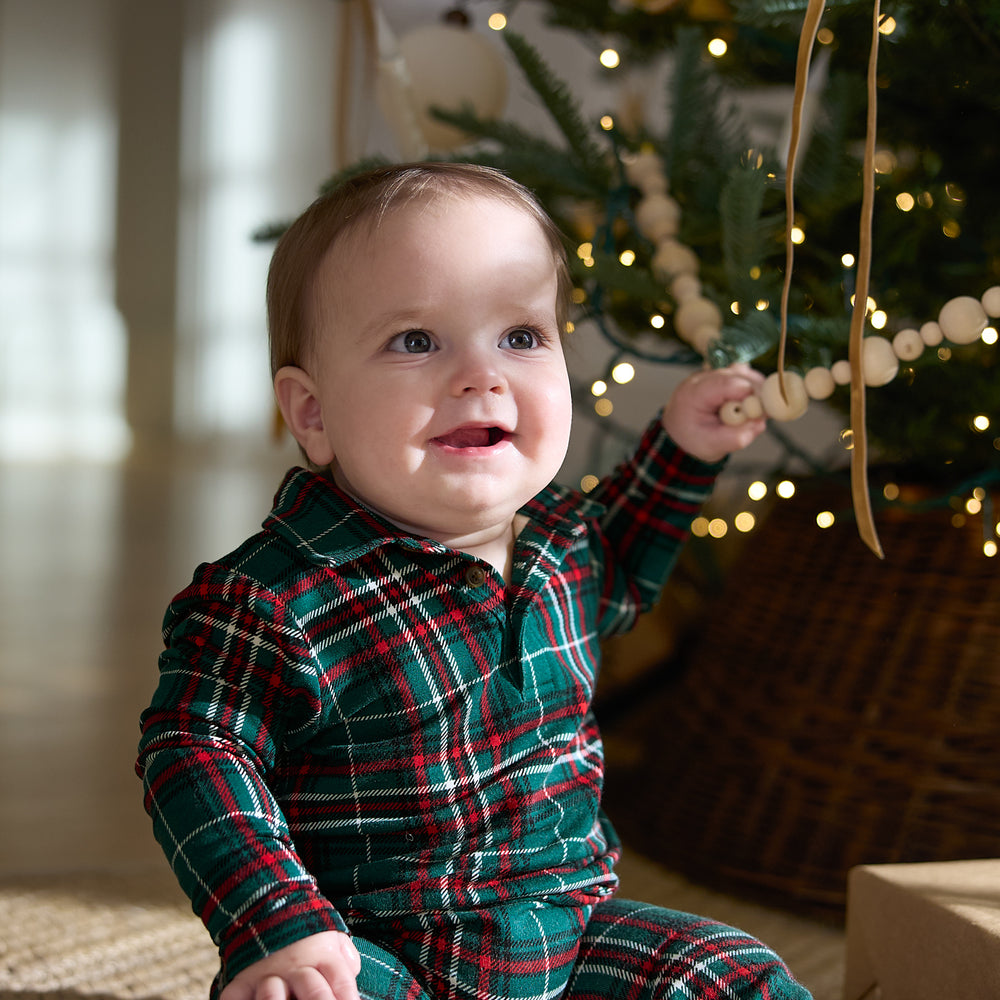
604, 479, 1000, 914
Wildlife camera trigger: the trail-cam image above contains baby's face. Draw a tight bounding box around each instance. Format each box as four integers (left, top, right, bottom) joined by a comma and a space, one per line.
303, 194, 573, 549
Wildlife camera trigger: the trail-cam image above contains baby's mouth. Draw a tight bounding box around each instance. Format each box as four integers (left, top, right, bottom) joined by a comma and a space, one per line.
434, 426, 508, 449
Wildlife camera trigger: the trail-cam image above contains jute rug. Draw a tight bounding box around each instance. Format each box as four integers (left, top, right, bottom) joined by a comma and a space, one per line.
0, 855, 845, 1000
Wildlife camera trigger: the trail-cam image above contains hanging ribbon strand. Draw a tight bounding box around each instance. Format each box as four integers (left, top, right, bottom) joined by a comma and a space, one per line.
782, 0, 885, 558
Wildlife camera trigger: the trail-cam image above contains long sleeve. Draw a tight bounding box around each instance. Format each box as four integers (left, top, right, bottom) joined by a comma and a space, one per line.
587, 416, 723, 638
136, 563, 348, 988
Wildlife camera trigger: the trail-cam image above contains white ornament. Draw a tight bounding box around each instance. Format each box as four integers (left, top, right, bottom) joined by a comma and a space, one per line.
862, 336, 899, 386
670, 273, 701, 302
920, 321, 944, 346
831, 359, 853, 385
892, 328, 924, 361
804, 366, 836, 400
674, 296, 722, 343
982, 285, 1000, 318
651, 240, 699, 281
394, 24, 507, 152
759, 371, 809, 421
938, 295, 988, 345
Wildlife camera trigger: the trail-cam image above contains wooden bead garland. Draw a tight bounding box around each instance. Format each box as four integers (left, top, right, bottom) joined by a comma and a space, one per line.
624, 143, 1000, 427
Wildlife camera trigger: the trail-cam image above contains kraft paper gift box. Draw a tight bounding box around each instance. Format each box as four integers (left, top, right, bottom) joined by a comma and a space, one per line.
844, 859, 1000, 1000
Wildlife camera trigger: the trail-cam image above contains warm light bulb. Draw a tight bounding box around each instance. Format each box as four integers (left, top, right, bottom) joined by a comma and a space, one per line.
599, 48, 620, 69
580, 474, 599, 493
487, 12, 507, 30
790, 226, 805, 245
871, 310, 888, 330
618, 249, 636, 266
691, 516, 710, 538
776, 480, 796, 499
599, 114, 615, 131
982, 327, 998, 345
708, 518, 728, 538
747, 481, 768, 501
896, 192, 915, 212
734, 512, 756, 533
973, 415, 991, 432
841, 253, 856, 268
611, 361, 635, 384
594, 398, 614, 417
816, 511, 835, 529
985, 539, 998, 557
591, 379, 607, 397
650, 314, 665, 329
707, 38, 727, 57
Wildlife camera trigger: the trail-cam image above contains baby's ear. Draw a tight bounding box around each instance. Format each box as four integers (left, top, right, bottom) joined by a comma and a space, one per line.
273, 366, 335, 468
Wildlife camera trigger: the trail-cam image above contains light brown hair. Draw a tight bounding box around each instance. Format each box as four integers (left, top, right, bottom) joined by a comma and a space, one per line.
266, 162, 573, 378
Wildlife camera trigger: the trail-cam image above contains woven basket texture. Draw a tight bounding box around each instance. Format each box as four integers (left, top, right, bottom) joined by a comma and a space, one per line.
604, 480, 1000, 914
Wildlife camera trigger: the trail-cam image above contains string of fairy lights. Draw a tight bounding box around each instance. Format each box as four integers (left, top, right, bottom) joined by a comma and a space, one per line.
482, 7, 1000, 556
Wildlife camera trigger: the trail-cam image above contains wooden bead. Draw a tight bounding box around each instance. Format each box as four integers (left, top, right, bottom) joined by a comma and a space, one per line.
831, 360, 852, 385
624, 149, 666, 189
759, 371, 809, 421
741, 394, 763, 419
982, 286, 1000, 318
719, 400, 748, 426
892, 328, 924, 361
804, 366, 835, 400
675, 296, 722, 344
635, 193, 681, 242
862, 336, 899, 386
938, 295, 987, 345
688, 324, 720, 355
651, 240, 699, 281
670, 273, 701, 303
920, 321, 943, 346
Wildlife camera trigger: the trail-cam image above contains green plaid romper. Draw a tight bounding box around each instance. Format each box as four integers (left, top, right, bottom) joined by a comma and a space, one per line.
137, 418, 811, 1000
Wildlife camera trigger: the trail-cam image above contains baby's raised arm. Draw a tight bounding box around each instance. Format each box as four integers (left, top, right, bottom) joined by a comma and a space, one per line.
660, 363, 766, 463
220, 931, 361, 1000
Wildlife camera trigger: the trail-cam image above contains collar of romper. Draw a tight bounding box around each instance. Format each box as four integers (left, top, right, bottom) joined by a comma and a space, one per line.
263, 467, 604, 569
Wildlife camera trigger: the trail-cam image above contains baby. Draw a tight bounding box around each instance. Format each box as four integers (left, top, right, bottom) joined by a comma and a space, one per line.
138, 163, 810, 1000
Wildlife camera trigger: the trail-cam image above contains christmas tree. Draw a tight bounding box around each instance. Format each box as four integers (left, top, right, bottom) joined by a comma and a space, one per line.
297, 0, 1000, 526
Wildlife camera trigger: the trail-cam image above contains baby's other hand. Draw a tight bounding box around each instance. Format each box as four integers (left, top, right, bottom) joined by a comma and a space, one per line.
220, 931, 361, 1000
661, 364, 767, 464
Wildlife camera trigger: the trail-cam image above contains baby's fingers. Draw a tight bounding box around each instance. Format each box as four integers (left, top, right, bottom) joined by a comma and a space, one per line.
288, 967, 340, 1000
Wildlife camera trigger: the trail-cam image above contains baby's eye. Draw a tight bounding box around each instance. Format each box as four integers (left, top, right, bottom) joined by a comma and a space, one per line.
388, 330, 435, 354
504, 328, 539, 350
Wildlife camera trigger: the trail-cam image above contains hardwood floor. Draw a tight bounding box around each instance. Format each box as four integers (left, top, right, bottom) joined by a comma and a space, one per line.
0, 442, 297, 876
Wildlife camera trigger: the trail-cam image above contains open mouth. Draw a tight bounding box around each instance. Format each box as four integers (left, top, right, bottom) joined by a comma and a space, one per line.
433, 426, 508, 449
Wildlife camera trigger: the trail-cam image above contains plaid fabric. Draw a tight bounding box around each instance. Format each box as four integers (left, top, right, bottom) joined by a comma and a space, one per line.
137, 418, 730, 995
352, 899, 812, 1000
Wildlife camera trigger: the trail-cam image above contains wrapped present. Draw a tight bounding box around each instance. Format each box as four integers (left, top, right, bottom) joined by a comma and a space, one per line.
845, 860, 1000, 1000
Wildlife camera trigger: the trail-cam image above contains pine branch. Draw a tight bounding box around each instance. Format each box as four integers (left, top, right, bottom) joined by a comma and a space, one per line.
718, 160, 780, 304
501, 32, 612, 187
427, 107, 602, 199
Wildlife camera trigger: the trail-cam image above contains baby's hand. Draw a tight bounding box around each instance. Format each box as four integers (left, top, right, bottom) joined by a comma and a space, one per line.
220, 931, 361, 1000
661, 364, 767, 464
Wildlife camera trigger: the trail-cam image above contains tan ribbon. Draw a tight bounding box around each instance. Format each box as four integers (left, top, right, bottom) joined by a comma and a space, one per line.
782, 0, 885, 558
